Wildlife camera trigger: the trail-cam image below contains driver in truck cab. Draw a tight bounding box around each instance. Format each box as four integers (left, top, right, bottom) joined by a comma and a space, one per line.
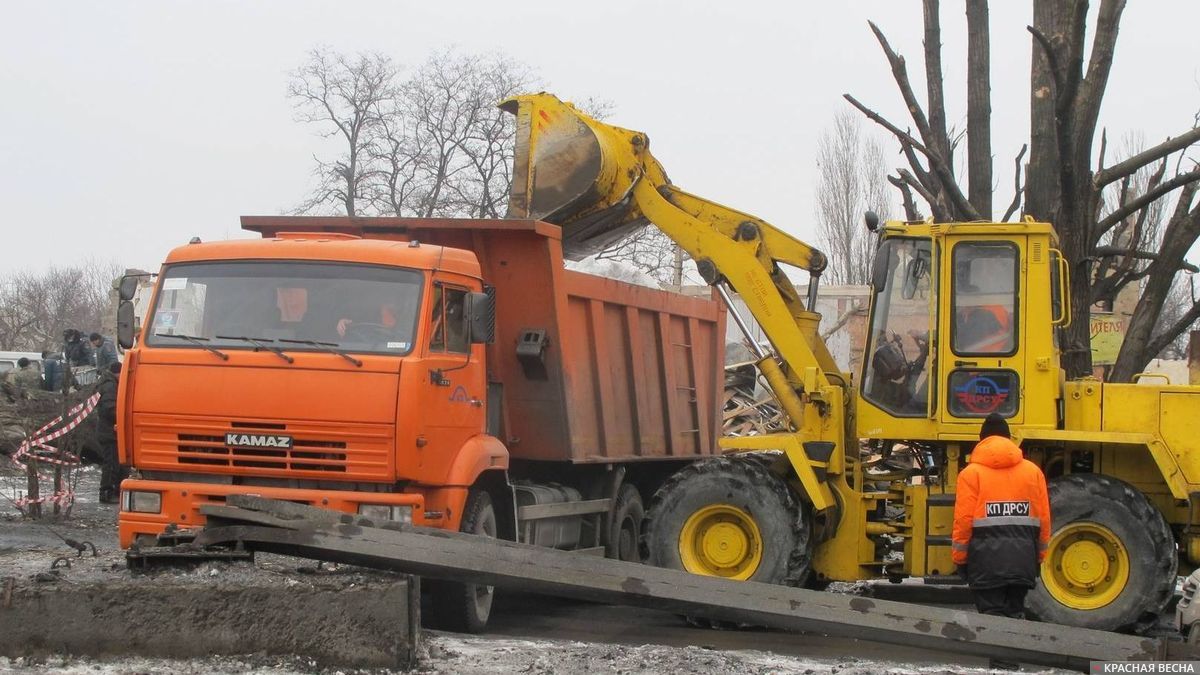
336, 301, 400, 338
952, 413, 1051, 619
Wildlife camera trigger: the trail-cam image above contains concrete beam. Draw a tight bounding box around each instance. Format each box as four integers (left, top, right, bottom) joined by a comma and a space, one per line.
0, 576, 419, 669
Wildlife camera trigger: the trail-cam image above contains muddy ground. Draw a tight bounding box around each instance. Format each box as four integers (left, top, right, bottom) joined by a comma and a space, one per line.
0, 465, 1065, 674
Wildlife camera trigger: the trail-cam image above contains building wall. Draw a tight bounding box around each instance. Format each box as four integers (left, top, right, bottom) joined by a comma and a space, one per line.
716, 284, 870, 377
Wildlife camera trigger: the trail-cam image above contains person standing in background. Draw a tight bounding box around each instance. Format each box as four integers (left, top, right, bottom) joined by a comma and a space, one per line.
90, 332, 119, 371
95, 362, 126, 503
63, 329, 93, 367
40, 350, 63, 391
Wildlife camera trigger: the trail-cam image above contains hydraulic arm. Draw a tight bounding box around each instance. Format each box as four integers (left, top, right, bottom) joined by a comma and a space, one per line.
502, 94, 848, 508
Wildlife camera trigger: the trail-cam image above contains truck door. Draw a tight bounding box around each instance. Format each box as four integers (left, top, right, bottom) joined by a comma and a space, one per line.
939, 237, 1025, 426
417, 283, 486, 474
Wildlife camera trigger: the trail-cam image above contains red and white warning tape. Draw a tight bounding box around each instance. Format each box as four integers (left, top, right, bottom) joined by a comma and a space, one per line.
9, 392, 101, 508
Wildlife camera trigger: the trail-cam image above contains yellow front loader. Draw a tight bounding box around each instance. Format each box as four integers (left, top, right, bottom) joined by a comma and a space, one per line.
503, 93, 1196, 632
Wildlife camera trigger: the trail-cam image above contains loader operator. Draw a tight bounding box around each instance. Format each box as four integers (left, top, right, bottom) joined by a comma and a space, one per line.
952, 413, 1050, 619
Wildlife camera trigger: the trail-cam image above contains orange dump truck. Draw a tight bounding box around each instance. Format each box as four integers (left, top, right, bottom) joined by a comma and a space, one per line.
115, 216, 724, 629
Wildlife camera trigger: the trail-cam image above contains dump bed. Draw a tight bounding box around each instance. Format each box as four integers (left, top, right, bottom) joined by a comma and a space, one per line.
241, 216, 725, 464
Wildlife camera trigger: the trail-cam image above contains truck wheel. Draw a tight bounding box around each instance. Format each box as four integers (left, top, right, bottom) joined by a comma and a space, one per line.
425, 489, 497, 633
646, 456, 811, 586
1026, 474, 1176, 632
607, 483, 645, 563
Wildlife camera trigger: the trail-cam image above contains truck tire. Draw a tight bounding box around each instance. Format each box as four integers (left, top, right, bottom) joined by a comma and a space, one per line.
607, 483, 645, 563
1026, 474, 1176, 632
646, 456, 811, 586
425, 489, 497, 633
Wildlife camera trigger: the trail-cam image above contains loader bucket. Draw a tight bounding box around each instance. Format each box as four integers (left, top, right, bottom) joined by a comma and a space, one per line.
501, 93, 653, 259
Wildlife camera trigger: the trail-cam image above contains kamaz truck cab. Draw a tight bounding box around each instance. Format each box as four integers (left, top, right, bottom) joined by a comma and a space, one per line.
117, 232, 498, 548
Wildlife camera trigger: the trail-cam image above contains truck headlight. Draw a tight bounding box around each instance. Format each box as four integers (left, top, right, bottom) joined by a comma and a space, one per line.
357, 504, 412, 523
122, 490, 162, 514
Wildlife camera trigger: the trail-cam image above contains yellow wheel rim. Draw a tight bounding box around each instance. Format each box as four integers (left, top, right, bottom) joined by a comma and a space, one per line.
679, 504, 763, 580
1042, 522, 1130, 610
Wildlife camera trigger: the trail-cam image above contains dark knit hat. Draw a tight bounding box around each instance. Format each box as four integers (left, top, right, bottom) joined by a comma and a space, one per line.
979, 413, 1010, 439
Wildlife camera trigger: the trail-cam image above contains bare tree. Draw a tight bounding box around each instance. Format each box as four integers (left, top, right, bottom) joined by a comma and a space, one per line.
288, 48, 397, 216
384, 50, 538, 218
1090, 134, 1175, 310
0, 261, 122, 351
815, 111, 893, 285
845, 0, 1200, 380
593, 227, 680, 286
1150, 275, 1197, 360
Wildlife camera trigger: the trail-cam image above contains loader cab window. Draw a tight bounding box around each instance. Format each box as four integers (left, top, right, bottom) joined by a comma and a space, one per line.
863, 238, 933, 417
951, 242, 1018, 356
428, 285, 469, 354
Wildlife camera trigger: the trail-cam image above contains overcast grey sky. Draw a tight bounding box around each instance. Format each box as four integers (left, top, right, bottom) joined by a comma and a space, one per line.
2, 1, 1198, 273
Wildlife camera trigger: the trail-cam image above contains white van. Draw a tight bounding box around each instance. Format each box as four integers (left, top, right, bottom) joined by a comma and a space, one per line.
0, 351, 43, 375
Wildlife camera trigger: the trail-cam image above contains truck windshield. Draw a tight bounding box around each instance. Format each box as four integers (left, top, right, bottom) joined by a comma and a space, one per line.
862, 238, 933, 417
146, 261, 423, 356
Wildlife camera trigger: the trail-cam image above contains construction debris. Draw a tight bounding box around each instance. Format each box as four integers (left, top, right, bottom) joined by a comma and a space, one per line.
722, 361, 784, 436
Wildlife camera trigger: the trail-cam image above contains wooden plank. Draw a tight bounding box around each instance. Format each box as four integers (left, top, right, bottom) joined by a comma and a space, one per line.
195, 501, 1172, 671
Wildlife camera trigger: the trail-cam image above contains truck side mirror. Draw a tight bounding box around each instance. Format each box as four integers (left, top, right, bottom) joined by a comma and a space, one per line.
117, 300, 136, 349
118, 275, 139, 302
465, 290, 495, 344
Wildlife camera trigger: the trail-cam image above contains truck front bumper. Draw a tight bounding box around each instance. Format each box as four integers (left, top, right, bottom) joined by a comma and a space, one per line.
118, 478, 427, 549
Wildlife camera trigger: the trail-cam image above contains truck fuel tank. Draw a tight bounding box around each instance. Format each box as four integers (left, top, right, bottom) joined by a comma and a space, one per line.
513, 482, 584, 550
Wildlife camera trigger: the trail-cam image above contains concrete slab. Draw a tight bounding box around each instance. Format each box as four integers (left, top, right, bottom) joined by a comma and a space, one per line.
0, 576, 419, 669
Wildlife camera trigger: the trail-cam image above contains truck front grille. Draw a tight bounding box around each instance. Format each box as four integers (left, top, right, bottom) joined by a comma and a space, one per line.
132, 414, 393, 481
178, 433, 348, 472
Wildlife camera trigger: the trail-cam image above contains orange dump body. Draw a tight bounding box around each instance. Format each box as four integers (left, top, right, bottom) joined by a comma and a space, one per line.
118, 217, 724, 547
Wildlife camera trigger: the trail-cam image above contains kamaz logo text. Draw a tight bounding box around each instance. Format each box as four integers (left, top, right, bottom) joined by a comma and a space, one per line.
224, 433, 293, 449
985, 501, 1030, 517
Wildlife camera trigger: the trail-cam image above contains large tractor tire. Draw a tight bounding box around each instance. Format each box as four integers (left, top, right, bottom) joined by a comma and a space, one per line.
1026, 474, 1177, 632
424, 489, 498, 633
646, 456, 811, 586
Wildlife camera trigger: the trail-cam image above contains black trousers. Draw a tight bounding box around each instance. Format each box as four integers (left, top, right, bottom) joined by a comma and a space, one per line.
972, 585, 1029, 618
97, 425, 127, 497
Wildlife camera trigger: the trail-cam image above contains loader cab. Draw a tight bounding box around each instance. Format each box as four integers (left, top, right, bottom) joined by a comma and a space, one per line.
858, 221, 1066, 440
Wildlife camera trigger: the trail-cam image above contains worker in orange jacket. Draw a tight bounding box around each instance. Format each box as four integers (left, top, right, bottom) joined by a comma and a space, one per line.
952, 413, 1051, 618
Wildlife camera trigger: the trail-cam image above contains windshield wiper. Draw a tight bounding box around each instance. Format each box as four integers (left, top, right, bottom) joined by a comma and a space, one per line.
278, 339, 363, 367
154, 333, 230, 361
215, 335, 294, 364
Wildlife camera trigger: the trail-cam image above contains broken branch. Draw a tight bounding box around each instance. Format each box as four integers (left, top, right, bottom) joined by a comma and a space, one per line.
843, 94, 929, 156
888, 174, 923, 222
1094, 127, 1200, 188
1002, 144, 1028, 222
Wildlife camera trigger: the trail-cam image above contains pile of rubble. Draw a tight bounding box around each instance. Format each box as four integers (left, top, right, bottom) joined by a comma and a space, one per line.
721, 361, 784, 436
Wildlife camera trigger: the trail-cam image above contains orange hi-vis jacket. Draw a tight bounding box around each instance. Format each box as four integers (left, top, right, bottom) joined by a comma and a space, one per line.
952, 434, 1051, 589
